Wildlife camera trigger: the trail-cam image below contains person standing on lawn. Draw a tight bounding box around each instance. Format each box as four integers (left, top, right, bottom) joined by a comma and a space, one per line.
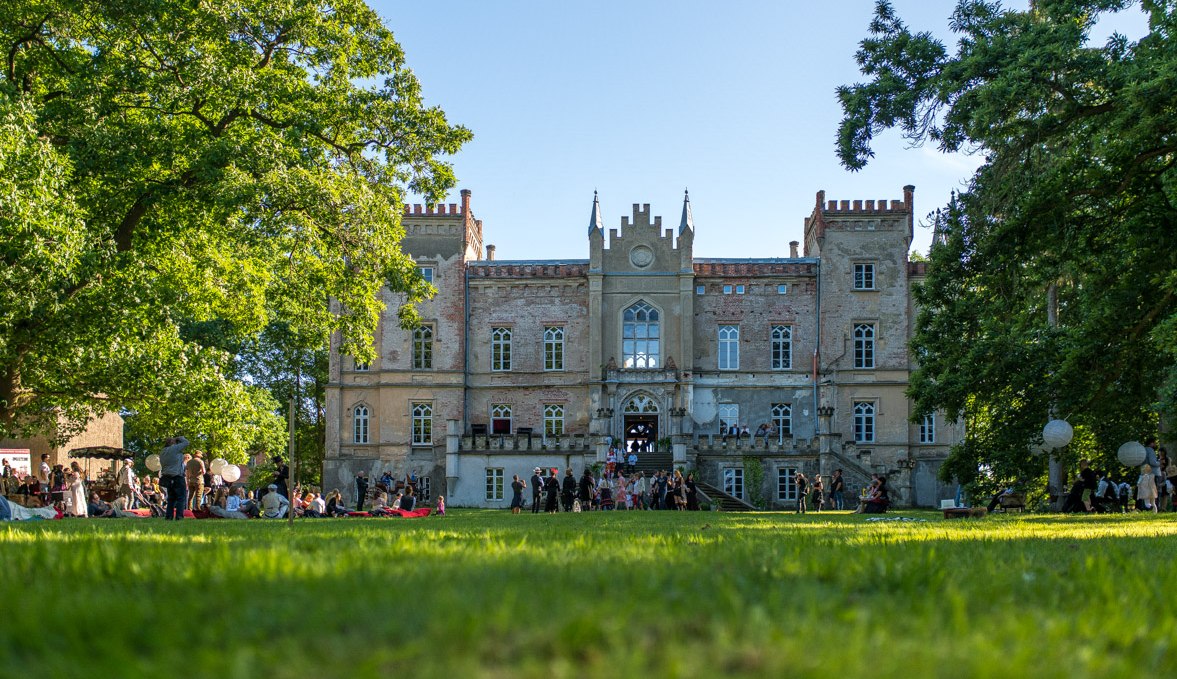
116, 458, 137, 510
159, 436, 190, 520
561, 469, 577, 512
530, 467, 544, 514
830, 469, 845, 510
185, 451, 206, 511
355, 471, 369, 511
811, 474, 825, 512
510, 474, 525, 514
794, 471, 808, 514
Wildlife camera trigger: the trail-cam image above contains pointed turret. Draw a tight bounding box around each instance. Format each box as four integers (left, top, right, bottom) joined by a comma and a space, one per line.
679, 188, 694, 234
588, 190, 604, 236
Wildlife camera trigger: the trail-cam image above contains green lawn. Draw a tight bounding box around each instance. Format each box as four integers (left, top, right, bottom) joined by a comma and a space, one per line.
2, 510, 1175, 678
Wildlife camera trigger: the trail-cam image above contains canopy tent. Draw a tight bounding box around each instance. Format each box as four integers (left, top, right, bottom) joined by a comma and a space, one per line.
68, 446, 131, 460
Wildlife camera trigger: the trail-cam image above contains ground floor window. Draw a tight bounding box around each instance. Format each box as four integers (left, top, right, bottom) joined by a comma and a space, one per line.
723, 467, 744, 500
777, 467, 798, 501
416, 476, 431, 503
485, 468, 504, 501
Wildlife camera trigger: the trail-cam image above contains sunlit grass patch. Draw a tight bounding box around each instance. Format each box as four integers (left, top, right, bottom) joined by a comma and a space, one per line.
2, 510, 1175, 678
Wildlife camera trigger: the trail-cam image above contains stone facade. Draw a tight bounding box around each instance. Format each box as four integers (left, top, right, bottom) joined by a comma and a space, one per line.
324, 188, 962, 508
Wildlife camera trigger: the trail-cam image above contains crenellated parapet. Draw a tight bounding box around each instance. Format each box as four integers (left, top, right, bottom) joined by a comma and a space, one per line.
467, 261, 590, 279
803, 185, 915, 257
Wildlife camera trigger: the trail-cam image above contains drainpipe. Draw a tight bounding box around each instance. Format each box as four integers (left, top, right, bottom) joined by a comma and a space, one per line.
813, 258, 821, 436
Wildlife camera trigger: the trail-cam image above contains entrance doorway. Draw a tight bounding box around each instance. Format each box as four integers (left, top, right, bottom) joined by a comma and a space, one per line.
623, 416, 657, 455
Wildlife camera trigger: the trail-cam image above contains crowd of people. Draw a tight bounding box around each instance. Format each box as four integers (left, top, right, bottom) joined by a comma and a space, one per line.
506, 466, 702, 514
1060, 440, 1177, 513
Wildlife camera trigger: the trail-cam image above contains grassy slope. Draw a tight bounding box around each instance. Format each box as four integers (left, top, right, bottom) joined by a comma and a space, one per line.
2, 510, 1175, 678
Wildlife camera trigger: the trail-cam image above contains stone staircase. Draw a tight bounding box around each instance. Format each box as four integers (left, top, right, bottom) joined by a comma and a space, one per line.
695, 481, 757, 512
627, 450, 674, 474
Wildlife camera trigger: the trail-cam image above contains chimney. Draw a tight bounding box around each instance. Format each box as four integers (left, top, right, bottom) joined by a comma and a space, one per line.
789, 241, 799, 258
486, 244, 495, 261
460, 188, 472, 215
903, 184, 915, 211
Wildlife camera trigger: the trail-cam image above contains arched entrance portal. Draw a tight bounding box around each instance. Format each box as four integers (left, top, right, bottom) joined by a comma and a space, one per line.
622, 394, 659, 455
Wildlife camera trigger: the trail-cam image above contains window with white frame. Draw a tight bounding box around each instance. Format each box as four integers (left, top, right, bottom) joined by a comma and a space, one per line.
543, 404, 565, 437
485, 468, 504, 501
853, 262, 875, 290
411, 402, 433, 445
544, 326, 564, 371
416, 476, 431, 502
771, 403, 792, 439
723, 284, 733, 295
491, 404, 512, 435
718, 404, 740, 434
491, 327, 512, 371
718, 325, 740, 370
777, 284, 788, 295
736, 284, 745, 294
920, 413, 936, 444
771, 325, 792, 370
853, 323, 876, 369
854, 401, 876, 443
353, 359, 370, 371
696, 285, 705, 295
777, 467, 799, 501
622, 301, 660, 368
413, 325, 433, 370
352, 405, 369, 444
723, 467, 745, 500
417, 266, 435, 285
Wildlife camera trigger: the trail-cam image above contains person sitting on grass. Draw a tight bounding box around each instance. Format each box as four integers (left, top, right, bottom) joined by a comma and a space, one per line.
1092, 472, 1119, 513
862, 476, 889, 513
262, 484, 289, 519
325, 489, 346, 517
209, 487, 249, 519
400, 487, 417, 512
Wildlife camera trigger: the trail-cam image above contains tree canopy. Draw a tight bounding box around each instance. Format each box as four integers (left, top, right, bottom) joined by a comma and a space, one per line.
0, 0, 469, 459
838, 0, 1177, 489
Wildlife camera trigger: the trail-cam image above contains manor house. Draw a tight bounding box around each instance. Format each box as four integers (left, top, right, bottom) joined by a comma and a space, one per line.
323, 187, 962, 508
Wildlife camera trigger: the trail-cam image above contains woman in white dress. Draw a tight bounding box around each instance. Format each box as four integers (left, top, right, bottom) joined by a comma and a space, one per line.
67, 472, 88, 517
1137, 464, 1158, 512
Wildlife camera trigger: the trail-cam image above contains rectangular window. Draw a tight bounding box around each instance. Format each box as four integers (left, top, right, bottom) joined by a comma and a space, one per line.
777, 284, 788, 295
485, 468, 504, 501
723, 468, 744, 500
854, 401, 876, 443
777, 467, 799, 501
418, 266, 435, 284
416, 476, 431, 503
723, 284, 733, 295
491, 404, 512, 435
736, 284, 746, 294
718, 325, 739, 370
543, 404, 565, 437
920, 413, 936, 444
771, 325, 792, 370
718, 404, 740, 434
544, 326, 564, 371
853, 323, 876, 369
771, 403, 792, 439
353, 359, 369, 372
413, 325, 433, 370
491, 327, 512, 371
696, 285, 705, 295
853, 263, 875, 290
411, 402, 433, 445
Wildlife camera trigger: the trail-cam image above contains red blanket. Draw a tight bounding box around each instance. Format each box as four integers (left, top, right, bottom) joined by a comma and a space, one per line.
347, 507, 432, 518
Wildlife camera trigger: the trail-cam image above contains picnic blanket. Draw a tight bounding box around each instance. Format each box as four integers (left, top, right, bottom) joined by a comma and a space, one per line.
347, 507, 432, 518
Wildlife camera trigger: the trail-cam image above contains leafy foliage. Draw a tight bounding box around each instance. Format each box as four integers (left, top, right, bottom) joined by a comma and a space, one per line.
838, 1, 1176, 490
0, 1, 470, 453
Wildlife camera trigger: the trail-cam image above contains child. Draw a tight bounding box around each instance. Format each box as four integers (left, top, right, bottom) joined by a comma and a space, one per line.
436, 495, 446, 516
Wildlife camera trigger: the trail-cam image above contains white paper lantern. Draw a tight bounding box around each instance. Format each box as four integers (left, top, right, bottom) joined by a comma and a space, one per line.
209, 458, 228, 475
1042, 419, 1074, 450
1117, 441, 1147, 467
145, 454, 162, 472
220, 464, 241, 483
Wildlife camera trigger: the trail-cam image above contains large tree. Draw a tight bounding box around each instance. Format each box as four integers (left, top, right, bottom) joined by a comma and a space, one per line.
837, 0, 1177, 491
1, 0, 468, 458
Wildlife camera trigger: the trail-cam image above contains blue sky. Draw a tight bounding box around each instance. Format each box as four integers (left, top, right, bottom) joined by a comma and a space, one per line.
373, 1, 1149, 260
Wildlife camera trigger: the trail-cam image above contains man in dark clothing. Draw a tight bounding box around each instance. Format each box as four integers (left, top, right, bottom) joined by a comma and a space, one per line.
355, 471, 369, 511
530, 468, 544, 513
578, 469, 594, 507
159, 436, 190, 520
272, 456, 289, 499
561, 469, 577, 512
